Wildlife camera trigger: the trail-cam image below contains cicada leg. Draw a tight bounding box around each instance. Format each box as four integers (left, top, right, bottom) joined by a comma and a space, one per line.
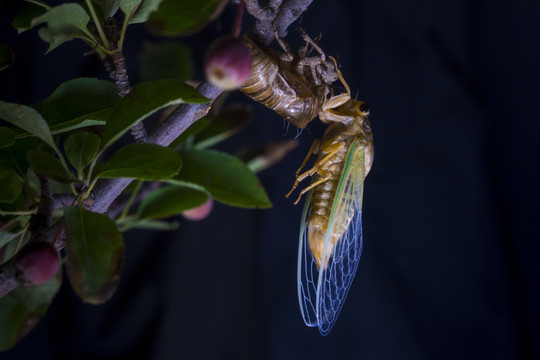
318, 57, 357, 124
294, 139, 320, 178
296, 27, 326, 60
292, 174, 331, 205
286, 141, 345, 204
273, 25, 294, 61
286, 139, 321, 198
297, 32, 322, 59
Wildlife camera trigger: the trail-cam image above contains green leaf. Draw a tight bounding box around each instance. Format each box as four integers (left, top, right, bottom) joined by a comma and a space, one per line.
119, 218, 179, 231
0, 274, 61, 351
37, 27, 79, 54
130, 0, 164, 24
0, 230, 21, 249
0, 138, 38, 177
169, 116, 211, 149
138, 41, 192, 82
146, 0, 227, 36
12, 3, 47, 34
0, 101, 57, 152
31, 3, 93, 52
101, 80, 209, 149
32, 78, 120, 128
98, 143, 182, 180
119, 0, 142, 17
0, 169, 23, 204
46, 108, 110, 136
194, 104, 251, 149
170, 149, 272, 208
0, 127, 15, 148
92, 0, 120, 18
31, 3, 91, 33
64, 206, 124, 305
0, 228, 30, 264
137, 185, 207, 219
0, 44, 15, 72
27, 149, 75, 183
64, 131, 100, 174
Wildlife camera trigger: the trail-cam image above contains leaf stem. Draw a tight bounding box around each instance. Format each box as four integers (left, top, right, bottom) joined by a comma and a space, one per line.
24, 0, 51, 10
84, 178, 99, 199
85, 0, 111, 49
118, 14, 130, 50
13, 226, 28, 254
0, 210, 36, 216
117, 181, 142, 221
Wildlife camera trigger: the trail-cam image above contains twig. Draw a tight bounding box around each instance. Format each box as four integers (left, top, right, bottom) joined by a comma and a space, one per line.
53, 194, 75, 209
0, 260, 17, 299
102, 18, 147, 142
245, 0, 313, 45
104, 50, 147, 142
272, 0, 314, 39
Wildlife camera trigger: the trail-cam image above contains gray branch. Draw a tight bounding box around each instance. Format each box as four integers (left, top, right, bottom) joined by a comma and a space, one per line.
245, 0, 313, 45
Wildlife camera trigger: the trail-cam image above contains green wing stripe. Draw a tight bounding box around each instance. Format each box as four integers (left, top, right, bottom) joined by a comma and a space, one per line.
326, 140, 364, 231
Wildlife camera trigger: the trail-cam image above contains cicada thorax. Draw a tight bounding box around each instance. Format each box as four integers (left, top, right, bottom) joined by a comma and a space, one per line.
240, 36, 326, 129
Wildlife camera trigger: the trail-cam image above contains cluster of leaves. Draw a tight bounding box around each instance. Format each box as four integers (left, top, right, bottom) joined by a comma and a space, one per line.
0, 0, 274, 351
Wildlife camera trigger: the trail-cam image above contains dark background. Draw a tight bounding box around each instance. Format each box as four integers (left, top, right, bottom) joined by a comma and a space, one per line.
1, 0, 539, 359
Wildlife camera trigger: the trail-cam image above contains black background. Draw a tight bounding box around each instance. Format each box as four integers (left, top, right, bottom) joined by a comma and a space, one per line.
1, 0, 539, 359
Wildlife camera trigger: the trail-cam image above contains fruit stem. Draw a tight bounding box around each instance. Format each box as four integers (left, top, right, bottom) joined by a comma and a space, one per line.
232, 0, 245, 38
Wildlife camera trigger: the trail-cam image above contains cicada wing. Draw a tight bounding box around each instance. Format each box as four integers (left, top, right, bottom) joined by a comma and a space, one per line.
315, 141, 366, 335
297, 188, 319, 327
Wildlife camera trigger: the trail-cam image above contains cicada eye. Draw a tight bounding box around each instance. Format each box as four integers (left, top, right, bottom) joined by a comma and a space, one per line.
359, 103, 370, 114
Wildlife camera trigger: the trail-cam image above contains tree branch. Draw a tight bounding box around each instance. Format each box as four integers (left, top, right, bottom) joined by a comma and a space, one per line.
245, 0, 313, 45
0, 0, 312, 299
102, 17, 148, 142
0, 260, 16, 299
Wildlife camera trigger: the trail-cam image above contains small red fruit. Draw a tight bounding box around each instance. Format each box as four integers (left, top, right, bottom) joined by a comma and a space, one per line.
204, 36, 252, 90
182, 198, 214, 221
14, 241, 60, 286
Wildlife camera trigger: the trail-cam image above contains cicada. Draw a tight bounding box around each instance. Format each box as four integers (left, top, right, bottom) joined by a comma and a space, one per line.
287, 99, 374, 335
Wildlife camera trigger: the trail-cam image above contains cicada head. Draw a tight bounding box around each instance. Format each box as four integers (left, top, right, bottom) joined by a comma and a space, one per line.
336, 99, 374, 174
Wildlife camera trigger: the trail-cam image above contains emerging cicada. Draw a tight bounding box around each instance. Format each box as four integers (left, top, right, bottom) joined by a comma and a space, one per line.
288, 99, 374, 335
241, 29, 374, 335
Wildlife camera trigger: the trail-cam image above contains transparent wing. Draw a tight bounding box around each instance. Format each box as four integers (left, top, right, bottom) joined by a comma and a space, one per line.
297, 140, 367, 335
297, 188, 318, 327
317, 142, 366, 335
